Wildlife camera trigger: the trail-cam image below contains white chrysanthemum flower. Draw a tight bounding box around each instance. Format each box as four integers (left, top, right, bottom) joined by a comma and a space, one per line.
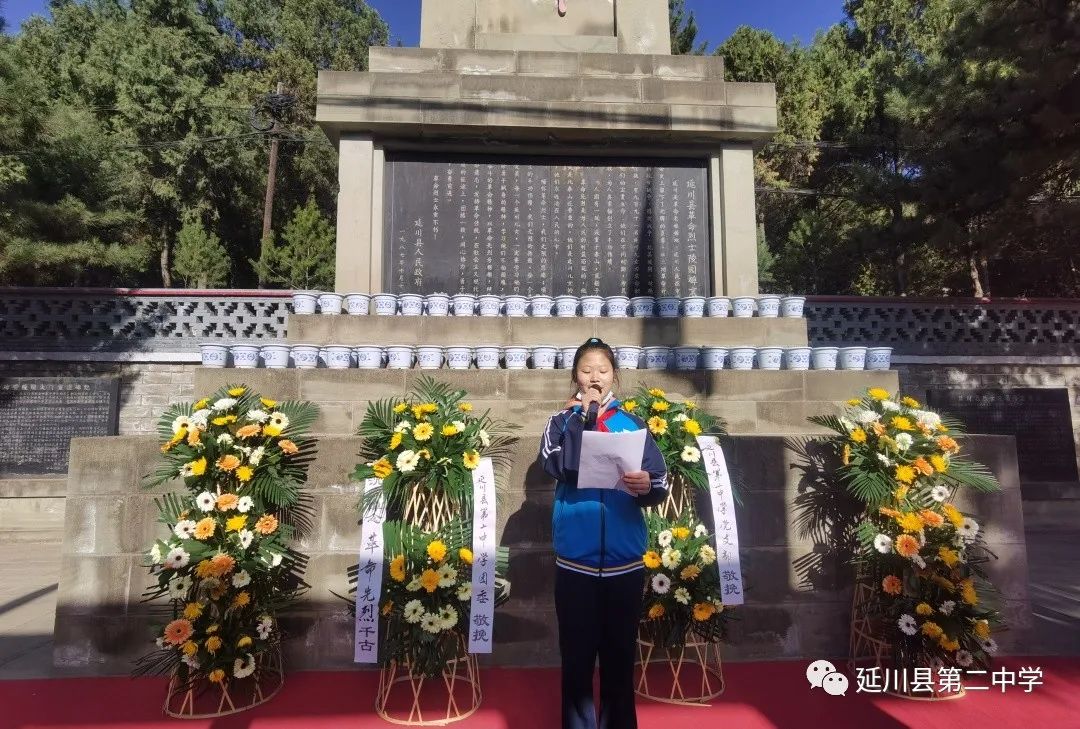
840, 417, 857, 433
189, 409, 210, 429
657, 530, 673, 548
179, 462, 196, 478
931, 485, 950, 503
694, 524, 708, 538
661, 549, 682, 569
650, 574, 671, 594
237, 496, 254, 514
155, 637, 166, 649
268, 412, 290, 430
874, 534, 893, 554
939, 600, 956, 616
712, 598, 724, 611
217, 433, 234, 447
165, 547, 190, 570
395, 421, 413, 433
452, 420, 467, 432
256, 617, 273, 640
914, 411, 942, 430
407, 577, 423, 592
959, 518, 979, 539
232, 570, 251, 588
877, 453, 894, 467
855, 410, 880, 425
196, 492, 216, 512
172, 416, 192, 434
249, 446, 265, 467
397, 450, 420, 473
881, 400, 901, 412
681, 446, 701, 463
182, 655, 200, 670
674, 587, 691, 605
437, 563, 458, 588
895, 433, 914, 451
233, 654, 257, 679
898, 614, 918, 636
268, 552, 283, 567
404, 600, 424, 624
246, 409, 270, 423
238, 529, 254, 549
212, 398, 237, 411
420, 613, 442, 634
174, 520, 197, 539
168, 576, 191, 598
438, 605, 459, 630
955, 650, 973, 668
150, 543, 163, 564
673, 413, 689, 422
457, 583, 472, 601
980, 638, 998, 655
699, 545, 716, 565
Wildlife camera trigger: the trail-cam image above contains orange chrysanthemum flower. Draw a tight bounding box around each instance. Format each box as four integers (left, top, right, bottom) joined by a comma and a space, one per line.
913, 457, 934, 476
278, 439, 299, 455
164, 619, 194, 646
937, 435, 959, 454
194, 518, 216, 540
920, 510, 945, 528
881, 575, 903, 595
236, 424, 262, 439
216, 493, 239, 511
895, 533, 920, 557
255, 514, 278, 535
187, 428, 202, 447
217, 455, 241, 472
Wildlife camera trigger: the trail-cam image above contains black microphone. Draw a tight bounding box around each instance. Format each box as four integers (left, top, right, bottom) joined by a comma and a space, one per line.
585, 384, 602, 430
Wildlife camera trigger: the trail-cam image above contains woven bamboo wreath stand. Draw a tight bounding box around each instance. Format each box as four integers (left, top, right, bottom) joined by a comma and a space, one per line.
375, 634, 482, 725
163, 647, 284, 718
635, 630, 725, 705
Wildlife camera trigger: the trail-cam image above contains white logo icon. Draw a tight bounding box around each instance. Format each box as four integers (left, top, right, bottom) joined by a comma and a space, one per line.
807, 659, 848, 696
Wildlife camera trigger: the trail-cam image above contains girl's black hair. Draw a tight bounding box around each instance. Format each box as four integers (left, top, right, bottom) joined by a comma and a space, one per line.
571, 337, 618, 380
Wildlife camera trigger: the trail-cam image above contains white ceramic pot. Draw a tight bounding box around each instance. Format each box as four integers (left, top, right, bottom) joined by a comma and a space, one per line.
657, 297, 682, 318
354, 346, 383, 370
373, 294, 398, 316
326, 345, 353, 369
530, 295, 554, 317
674, 346, 701, 371
616, 345, 641, 369
706, 297, 731, 317
532, 345, 558, 370
811, 347, 839, 370
452, 294, 476, 316
291, 291, 319, 315
630, 296, 656, 317
478, 295, 502, 317
757, 295, 781, 318
605, 296, 630, 318
781, 296, 806, 318
504, 295, 529, 317
425, 293, 451, 316
230, 345, 260, 369
344, 293, 371, 316
290, 344, 320, 369
580, 296, 604, 318
682, 296, 706, 318
732, 297, 756, 318
643, 346, 670, 370
416, 346, 444, 370
318, 293, 344, 315
729, 347, 757, 370
559, 346, 579, 369
475, 346, 501, 370
555, 295, 579, 317
702, 347, 729, 370
200, 343, 229, 368
784, 347, 812, 371
399, 294, 424, 316
446, 346, 473, 370
386, 346, 414, 370
504, 346, 529, 369
866, 347, 893, 371
757, 346, 783, 370
839, 346, 867, 371
260, 344, 291, 369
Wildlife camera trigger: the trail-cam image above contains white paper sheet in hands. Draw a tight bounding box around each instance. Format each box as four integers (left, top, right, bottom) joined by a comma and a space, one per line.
578, 429, 647, 490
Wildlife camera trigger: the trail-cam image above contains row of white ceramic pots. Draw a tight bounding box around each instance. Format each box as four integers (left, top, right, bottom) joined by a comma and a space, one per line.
202, 343, 892, 371
292, 292, 807, 319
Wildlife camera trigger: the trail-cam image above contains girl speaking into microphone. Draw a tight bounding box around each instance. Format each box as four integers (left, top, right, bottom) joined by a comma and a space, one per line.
537, 337, 668, 729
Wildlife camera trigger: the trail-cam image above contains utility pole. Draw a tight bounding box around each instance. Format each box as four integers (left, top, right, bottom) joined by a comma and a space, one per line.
259, 82, 285, 287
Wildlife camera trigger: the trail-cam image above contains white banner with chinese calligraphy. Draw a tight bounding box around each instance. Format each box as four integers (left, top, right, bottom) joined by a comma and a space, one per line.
696, 436, 745, 606
468, 457, 497, 653
354, 477, 387, 663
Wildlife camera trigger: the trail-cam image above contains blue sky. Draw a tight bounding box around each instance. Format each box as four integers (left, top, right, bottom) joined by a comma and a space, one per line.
3, 0, 846, 46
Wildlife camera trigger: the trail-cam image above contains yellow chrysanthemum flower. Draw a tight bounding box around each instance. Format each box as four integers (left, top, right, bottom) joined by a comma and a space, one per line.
643, 551, 661, 569
851, 428, 867, 443
411, 405, 426, 421
260, 398, 277, 408
895, 465, 916, 484
648, 603, 665, 619
389, 432, 403, 450
237, 636, 253, 648
916, 602, 933, 616
921, 621, 944, 639
974, 620, 991, 639
897, 512, 923, 533
943, 503, 965, 528
648, 388, 666, 398
672, 526, 691, 540
683, 419, 702, 436
232, 591, 250, 609
459, 548, 473, 565
236, 466, 253, 482
190, 457, 208, 476
194, 398, 210, 410
647, 416, 667, 435
895, 484, 910, 502
891, 416, 914, 431
684, 401, 696, 411
442, 424, 459, 437
262, 425, 282, 437
938, 546, 959, 568
692, 602, 716, 621
868, 388, 890, 400
930, 454, 948, 473
226, 515, 247, 532
212, 416, 230, 427
622, 400, 638, 412
373, 458, 393, 479
208, 669, 226, 683
680, 564, 701, 580
206, 636, 224, 653
393, 402, 408, 414
413, 423, 434, 441
901, 396, 921, 408
420, 403, 438, 414
651, 400, 670, 412
182, 640, 198, 656
427, 540, 447, 562
846, 398, 862, 406
389, 555, 407, 582
227, 387, 246, 397
458, 402, 473, 412
420, 568, 440, 593
183, 602, 204, 620
463, 450, 481, 470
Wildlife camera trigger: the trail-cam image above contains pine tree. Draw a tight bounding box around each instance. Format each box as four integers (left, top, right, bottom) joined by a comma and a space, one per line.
669, 0, 707, 55
253, 197, 334, 290
173, 211, 231, 288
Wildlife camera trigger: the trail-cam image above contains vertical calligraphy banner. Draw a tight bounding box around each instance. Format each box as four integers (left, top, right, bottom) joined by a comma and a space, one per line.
354, 477, 387, 663
695, 436, 745, 606
468, 458, 498, 653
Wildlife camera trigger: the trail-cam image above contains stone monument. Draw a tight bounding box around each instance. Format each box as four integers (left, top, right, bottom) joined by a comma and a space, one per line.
317, 0, 777, 297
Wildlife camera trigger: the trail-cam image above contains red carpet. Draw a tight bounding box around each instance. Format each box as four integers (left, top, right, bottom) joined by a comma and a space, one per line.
1, 657, 1078, 729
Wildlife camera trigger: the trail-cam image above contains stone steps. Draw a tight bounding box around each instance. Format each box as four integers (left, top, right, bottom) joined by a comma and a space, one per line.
287, 314, 809, 348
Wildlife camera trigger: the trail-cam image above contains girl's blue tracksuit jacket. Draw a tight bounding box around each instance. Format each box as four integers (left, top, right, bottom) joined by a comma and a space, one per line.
538, 399, 669, 577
